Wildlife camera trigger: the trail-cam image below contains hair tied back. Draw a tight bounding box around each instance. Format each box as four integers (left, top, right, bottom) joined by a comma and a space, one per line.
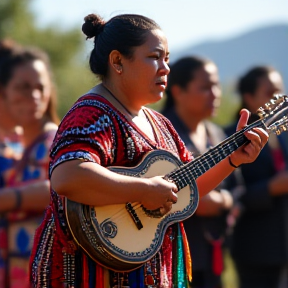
82, 14, 105, 39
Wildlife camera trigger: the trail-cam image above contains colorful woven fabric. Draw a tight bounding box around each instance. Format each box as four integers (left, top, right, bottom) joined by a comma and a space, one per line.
29, 94, 195, 288
0, 130, 55, 288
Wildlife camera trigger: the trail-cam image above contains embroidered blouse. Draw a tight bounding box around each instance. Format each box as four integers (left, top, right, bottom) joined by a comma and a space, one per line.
29, 94, 196, 288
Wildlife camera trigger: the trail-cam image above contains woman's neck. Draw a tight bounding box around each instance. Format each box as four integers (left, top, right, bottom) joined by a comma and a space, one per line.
91, 83, 156, 141
175, 106, 201, 132
100, 82, 142, 117
189, 122, 208, 153
22, 119, 56, 147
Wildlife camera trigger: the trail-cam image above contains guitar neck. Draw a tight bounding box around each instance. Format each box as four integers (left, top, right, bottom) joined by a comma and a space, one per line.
167, 119, 266, 190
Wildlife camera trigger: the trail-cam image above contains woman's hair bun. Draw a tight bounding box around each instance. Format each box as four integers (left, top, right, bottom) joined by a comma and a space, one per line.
82, 14, 105, 39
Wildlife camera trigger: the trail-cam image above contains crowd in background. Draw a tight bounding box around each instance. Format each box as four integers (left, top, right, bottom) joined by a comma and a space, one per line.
0, 39, 59, 288
0, 17, 286, 288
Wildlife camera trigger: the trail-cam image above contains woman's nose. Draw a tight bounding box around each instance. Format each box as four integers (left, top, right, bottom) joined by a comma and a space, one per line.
160, 61, 170, 75
31, 88, 42, 100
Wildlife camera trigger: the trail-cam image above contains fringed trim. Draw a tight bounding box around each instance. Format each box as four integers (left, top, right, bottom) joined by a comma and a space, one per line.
160, 226, 173, 287
179, 222, 192, 283
30, 213, 55, 288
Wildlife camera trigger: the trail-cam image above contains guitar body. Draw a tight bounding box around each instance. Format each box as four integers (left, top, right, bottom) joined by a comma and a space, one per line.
65, 149, 199, 272
64, 94, 288, 272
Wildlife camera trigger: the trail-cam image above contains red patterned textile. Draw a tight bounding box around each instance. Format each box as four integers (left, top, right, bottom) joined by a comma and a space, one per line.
29, 94, 194, 288
0, 130, 55, 288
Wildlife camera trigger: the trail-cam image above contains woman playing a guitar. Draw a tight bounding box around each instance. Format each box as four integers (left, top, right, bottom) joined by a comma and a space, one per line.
29, 13, 268, 288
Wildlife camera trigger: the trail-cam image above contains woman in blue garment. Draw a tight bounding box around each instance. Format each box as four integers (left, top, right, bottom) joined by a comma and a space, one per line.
0, 42, 59, 288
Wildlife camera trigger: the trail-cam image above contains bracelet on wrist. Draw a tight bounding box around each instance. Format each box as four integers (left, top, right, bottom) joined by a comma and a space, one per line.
228, 156, 239, 169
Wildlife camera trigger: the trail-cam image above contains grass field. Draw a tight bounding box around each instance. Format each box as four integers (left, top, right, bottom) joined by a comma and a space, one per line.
222, 249, 239, 288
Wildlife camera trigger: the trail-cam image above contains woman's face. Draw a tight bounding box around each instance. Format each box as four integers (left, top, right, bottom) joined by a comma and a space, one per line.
176, 62, 221, 120
0, 95, 17, 131
3, 59, 52, 127
245, 71, 284, 113
120, 29, 170, 109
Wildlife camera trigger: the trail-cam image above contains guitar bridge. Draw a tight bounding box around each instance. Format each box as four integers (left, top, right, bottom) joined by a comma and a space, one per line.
125, 203, 143, 230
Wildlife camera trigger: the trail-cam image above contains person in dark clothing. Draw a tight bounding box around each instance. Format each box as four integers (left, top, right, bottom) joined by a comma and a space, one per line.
162, 56, 234, 288
224, 65, 288, 288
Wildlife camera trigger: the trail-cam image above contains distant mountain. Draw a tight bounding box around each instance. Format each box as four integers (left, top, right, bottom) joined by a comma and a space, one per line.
170, 24, 288, 89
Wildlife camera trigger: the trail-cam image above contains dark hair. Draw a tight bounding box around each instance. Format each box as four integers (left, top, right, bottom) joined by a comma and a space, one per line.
232, 66, 280, 122
0, 39, 21, 74
82, 13, 161, 79
0, 44, 59, 124
237, 66, 276, 96
0, 38, 20, 60
163, 56, 212, 113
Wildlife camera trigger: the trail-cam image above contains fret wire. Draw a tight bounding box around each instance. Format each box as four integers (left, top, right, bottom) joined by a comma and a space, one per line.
171, 132, 245, 180
169, 119, 266, 187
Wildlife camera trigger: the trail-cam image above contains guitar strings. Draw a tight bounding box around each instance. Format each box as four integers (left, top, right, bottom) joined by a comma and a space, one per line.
100, 100, 288, 226
108, 202, 144, 222
105, 125, 253, 223
169, 119, 265, 185
182, 123, 257, 180
103, 120, 264, 224
108, 201, 164, 226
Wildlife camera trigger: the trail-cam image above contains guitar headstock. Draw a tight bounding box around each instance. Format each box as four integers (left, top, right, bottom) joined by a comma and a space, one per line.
257, 94, 288, 135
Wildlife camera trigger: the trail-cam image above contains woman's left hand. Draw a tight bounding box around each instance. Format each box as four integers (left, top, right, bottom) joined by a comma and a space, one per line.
230, 108, 269, 167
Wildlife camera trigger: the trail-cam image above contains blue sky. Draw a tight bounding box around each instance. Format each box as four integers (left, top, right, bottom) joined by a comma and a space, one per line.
31, 0, 288, 50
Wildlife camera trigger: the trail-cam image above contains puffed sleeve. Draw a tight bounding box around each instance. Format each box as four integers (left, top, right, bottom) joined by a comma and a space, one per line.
49, 95, 118, 177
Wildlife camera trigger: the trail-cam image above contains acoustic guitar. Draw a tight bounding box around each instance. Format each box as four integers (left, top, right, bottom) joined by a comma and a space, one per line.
65, 94, 288, 272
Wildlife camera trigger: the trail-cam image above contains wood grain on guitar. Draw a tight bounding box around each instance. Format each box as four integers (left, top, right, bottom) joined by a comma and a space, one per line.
65, 94, 288, 272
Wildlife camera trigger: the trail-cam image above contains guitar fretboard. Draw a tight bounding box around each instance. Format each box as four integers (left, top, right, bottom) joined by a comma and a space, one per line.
167, 119, 266, 190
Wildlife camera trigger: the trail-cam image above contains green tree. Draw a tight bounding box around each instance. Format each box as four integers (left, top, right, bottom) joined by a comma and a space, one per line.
0, 0, 95, 117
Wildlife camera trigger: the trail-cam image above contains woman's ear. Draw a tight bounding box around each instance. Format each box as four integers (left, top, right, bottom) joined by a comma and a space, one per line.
109, 50, 123, 74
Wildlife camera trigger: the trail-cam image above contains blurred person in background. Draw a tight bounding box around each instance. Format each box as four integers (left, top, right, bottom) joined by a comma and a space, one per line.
0, 42, 59, 288
162, 56, 234, 288
224, 66, 288, 288
0, 39, 23, 188
0, 39, 23, 286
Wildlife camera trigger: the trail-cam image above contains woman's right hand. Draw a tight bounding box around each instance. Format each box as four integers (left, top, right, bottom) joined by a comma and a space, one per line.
230, 109, 269, 167
140, 176, 178, 215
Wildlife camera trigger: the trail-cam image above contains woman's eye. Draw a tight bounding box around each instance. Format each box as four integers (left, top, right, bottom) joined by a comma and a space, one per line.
36, 84, 44, 92
150, 54, 160, 60
201, 86, 211, 92
16, 83, 30, 91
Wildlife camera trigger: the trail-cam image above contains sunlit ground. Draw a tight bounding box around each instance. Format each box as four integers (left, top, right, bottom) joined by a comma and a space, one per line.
222, 249, 239, 288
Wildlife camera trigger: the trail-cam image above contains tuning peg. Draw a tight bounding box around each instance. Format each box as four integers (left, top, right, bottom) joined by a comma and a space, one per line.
264, 103, 272, 110
275, 119, 288, 135
281, 125, 287, 131
273, 94, 287, 105
273, 94, 282, 100
257, 107, 266, 118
